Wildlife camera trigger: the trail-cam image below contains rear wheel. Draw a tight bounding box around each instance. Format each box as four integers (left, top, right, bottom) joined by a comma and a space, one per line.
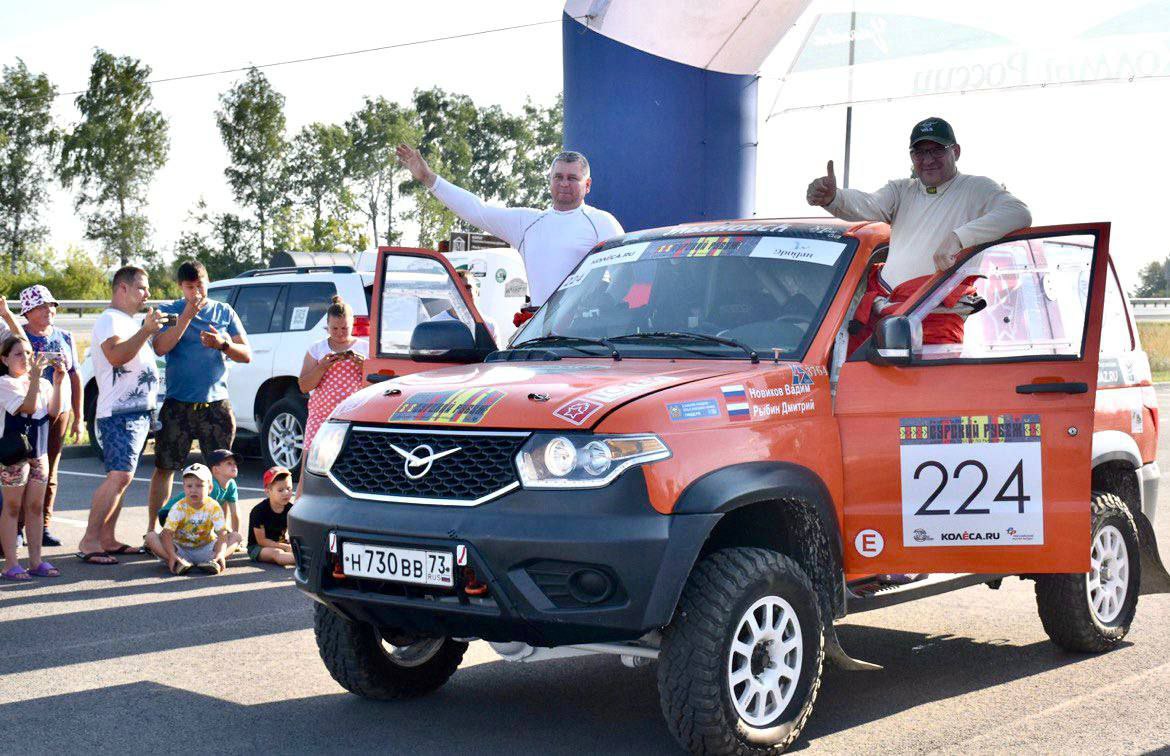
658, 548, 824, 754
1035, 492, 1141, 652
313, 603, 466, 699
261, 396, 307, 471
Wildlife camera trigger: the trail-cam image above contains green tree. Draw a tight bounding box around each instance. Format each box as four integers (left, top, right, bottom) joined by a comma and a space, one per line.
288, 122, 353, 250
174, 198, 262, 281
345, 97, 417, 246
1133, 259, 1170, 298
510, 95, 564, 207
0, 60, 58, 274
216, 67, 288, 262
58, 49, 169, 267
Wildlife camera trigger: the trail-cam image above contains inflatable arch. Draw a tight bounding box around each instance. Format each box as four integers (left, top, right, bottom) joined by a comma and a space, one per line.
562, 1, 811, 232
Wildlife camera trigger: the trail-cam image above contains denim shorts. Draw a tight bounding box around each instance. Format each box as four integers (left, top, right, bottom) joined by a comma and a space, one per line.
97, 412, 151, 473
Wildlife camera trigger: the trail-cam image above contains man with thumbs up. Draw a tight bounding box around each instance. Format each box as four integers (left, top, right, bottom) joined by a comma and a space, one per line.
807, 117, 1031, 347
147, 260, 251, 539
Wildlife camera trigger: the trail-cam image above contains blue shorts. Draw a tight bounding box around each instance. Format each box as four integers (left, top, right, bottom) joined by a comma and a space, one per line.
97, 412, 151, 473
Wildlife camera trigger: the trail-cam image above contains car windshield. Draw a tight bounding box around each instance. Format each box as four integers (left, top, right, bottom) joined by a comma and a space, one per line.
511, 233, 855, 360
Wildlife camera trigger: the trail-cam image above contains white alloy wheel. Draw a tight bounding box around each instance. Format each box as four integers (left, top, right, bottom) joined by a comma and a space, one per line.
267, 412, 304, 469
381, 636, 446, 668
728, 595, 803, 727
1087, 524, 1130, 623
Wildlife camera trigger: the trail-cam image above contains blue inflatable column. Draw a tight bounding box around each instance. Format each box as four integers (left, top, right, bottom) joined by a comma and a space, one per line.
562, 12, 758, 233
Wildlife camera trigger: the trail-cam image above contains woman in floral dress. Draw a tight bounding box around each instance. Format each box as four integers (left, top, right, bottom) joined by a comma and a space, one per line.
297, 296, 368, 493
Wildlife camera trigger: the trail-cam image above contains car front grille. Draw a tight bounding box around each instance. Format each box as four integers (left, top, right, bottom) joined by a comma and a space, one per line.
329, 427, 528, 506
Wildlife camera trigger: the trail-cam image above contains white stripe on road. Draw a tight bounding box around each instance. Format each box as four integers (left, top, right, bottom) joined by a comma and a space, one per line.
56, 469, 266, 493
51, 515, 88, 527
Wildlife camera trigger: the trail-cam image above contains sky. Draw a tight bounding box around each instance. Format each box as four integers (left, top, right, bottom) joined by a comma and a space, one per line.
3, 0, 1167, 289
1, 0, 565, 263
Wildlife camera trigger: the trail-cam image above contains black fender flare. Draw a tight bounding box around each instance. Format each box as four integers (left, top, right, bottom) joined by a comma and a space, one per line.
673, 461, 845, 616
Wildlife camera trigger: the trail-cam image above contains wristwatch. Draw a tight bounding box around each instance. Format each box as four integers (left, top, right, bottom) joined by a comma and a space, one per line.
219, 340, 230, 353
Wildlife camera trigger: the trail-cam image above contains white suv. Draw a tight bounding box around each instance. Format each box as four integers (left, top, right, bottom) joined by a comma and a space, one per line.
81, 264, 373, 471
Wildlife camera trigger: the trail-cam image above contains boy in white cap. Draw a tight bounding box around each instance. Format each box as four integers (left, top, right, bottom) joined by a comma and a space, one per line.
152, 463, 229, 575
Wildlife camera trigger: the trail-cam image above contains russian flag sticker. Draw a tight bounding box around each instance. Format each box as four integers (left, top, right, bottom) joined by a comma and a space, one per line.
721, 385, 751, 421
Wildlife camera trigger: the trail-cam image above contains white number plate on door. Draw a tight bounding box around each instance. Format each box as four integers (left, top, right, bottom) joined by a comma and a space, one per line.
899, 415, 1044, 547
341, 542, 454, 586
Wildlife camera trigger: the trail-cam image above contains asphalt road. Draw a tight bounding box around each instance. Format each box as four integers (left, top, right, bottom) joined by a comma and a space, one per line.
2, 399, 1169, 755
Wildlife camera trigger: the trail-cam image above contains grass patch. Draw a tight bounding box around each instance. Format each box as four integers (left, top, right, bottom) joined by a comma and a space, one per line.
1139, 322, 1170, 376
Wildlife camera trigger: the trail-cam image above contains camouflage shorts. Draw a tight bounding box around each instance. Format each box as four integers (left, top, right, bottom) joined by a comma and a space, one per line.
154, 398, 236, 471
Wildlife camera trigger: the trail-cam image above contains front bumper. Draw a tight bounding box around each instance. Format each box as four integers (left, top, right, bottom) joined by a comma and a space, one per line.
289, 468, 717, 646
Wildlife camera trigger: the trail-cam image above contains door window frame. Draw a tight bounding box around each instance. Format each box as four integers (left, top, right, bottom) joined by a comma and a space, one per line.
373, 248, 486, 359
853, 228, 1104, 367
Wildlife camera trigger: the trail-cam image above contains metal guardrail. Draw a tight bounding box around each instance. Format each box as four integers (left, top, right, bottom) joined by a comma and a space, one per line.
15, 297, 1170, 320
1130, 298, 1170, 322
3, 299, 170, 316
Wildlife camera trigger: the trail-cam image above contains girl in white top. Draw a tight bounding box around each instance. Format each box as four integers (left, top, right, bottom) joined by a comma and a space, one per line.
0, 335, 64, 580
297, 296, 369, 495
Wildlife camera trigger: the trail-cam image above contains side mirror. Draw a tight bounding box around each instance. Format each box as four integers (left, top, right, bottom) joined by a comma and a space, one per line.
868, 316, 913, 366
410, 320, 489, 363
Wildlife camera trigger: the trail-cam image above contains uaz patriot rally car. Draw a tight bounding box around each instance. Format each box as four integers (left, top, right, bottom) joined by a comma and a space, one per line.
290, 219, 1169, 754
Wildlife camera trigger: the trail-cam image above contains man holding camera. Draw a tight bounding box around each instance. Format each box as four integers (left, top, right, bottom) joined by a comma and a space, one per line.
147, 260, 251, 540
77, 266, 165, 564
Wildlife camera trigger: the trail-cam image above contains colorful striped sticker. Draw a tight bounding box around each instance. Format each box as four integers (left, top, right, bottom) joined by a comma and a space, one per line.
390, 388, 506, 425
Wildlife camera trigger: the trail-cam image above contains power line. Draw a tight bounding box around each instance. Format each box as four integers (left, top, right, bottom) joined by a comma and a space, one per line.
59, 15, 586, 98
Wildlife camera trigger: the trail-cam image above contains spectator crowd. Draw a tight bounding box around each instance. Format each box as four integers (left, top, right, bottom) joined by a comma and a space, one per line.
0, 259, 368, 581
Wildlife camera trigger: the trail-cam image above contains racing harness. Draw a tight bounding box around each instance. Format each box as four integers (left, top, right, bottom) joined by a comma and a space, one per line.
847, 263, 987, 354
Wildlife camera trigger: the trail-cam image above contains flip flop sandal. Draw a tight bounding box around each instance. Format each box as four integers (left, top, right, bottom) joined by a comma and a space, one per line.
197, 561, 223, 575
1, 564, 30, 581
28, 561, 59, 578
107, 544, 147, 555
76, 551, 118, 565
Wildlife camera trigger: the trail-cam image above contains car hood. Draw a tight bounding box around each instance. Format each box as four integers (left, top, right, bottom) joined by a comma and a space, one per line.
331, 359, 745, 430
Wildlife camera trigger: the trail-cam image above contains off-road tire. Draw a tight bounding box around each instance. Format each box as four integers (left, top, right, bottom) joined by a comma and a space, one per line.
313, 603, 466, 699
658, 548, 825, 755
1035, 492, 1141, 653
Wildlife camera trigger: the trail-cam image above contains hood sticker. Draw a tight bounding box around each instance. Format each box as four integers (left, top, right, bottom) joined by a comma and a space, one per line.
390, 388, 506, 425
552, 375, 675, 426
720, 385, 751, 421
667, 399, 721, 422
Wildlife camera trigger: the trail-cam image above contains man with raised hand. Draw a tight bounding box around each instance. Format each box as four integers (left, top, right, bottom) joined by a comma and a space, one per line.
807, 117, 1032, 348
396, 144, 624, 310
148, 260, 251, 541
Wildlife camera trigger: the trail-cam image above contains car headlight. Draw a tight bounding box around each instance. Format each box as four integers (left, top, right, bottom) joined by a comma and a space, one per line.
516, 433, 670, 489
307, 421, 349, 475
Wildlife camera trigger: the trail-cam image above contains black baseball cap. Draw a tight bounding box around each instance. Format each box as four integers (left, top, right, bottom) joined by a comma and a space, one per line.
206, 448, 238, 467
909, 117, 956, 147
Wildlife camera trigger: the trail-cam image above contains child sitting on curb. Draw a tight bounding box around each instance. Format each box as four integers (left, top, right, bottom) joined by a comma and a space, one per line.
148, 449, 242, 558
152, 463, 229, 575
248, 466, 294, 567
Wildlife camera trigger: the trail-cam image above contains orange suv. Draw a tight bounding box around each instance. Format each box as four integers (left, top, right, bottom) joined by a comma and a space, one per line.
290, 220, 1169, 754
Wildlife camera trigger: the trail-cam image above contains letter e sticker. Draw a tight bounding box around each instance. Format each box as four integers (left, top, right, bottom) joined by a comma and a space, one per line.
855, 529, 884, 558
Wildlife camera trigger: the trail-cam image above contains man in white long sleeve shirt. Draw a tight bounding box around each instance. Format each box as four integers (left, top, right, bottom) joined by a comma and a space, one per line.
397, 144, 624, 308
806, 117, 1031, 346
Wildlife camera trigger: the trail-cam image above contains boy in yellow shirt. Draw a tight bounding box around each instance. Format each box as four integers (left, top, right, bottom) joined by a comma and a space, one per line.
157, 463, 229, 575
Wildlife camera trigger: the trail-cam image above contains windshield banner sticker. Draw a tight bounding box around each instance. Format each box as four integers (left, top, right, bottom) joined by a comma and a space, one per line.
667, 399, 721, 421
899, 415, 1044, 547
390, 388, 506, 425
553, 375, 676, 426
561, 234, 845, 292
